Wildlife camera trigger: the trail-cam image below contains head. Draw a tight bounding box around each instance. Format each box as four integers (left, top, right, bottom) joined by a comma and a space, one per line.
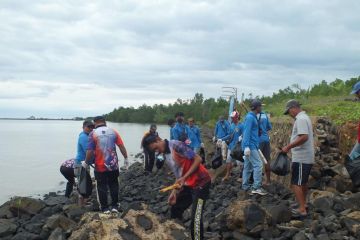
82, 120, 95, 133
250, 99, 263, 114
284, 99, 302, 118
219, 116, 225, 122
150, 124, 157, 133
351, 82, 360, 99
230, 111, 239, 123
188, 118, 195, 127
175, 112, 185, 123
167, 119, 175, 128
93, 115, 106, 127
143, 135, 167, 153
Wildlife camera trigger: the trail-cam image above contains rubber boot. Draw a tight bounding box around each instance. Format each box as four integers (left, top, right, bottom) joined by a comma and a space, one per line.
65, 182, 73, 198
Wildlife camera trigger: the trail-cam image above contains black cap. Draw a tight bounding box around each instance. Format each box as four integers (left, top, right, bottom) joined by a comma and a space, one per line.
175, 112, 184, 118
284, 99, 301, 115
83, 120, 94, 128
93, 115, 106, 122
250, 99, 263, 110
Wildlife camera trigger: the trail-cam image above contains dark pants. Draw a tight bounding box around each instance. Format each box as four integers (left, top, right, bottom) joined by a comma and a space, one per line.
94, 170, 119, 210
171, 182, 210, 240
144, 149, 155, 172
60, 166, 75, 198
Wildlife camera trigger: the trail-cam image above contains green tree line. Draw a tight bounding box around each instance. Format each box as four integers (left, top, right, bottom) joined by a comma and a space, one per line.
105, 76, 360, 124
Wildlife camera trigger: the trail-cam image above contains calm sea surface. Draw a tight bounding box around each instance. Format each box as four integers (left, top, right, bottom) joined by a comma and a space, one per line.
0, 120, 169, 205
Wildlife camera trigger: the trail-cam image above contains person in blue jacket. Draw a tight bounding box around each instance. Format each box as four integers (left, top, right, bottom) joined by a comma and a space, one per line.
168, 119, 176, 140
173, 112, 191, 144
213, 116, 231, 160
187, 118, 204, 153
242, 100, 267, 195
257, 111, 272, 185
222, 111, 244, 181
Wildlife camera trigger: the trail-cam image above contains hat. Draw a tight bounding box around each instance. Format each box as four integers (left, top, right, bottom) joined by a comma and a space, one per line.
351, 82, 360, 94
250, 99, 263, 110
230, 111, 239, 119
93, 115, 106, 122
83, 120, 94, 128
175, 112, 184, 118
188, 117, 194, 122
284, 99, 301, 115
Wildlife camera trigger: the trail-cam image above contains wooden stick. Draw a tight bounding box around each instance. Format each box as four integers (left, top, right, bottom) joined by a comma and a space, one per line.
159, 183, 181, 193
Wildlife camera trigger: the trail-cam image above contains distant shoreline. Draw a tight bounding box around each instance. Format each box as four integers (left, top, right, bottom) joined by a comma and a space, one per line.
0, 118, 82, 121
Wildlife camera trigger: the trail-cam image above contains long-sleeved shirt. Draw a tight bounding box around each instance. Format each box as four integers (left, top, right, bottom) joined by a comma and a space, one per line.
75, 131, 90, 165
257, 112, 272, 143
188, 125, 202, 149
214, 120, 230, 139
170, 127, 175, 140
227, 122, 244, 151
242, 112, 260, 150
173, 123, 190, 142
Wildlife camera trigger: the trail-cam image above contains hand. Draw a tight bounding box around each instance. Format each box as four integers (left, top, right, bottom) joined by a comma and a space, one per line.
201, 143, 205, 148
175, 177, 186, 187
281, 146, 290, 153
238, 136, 243, 142
81, 161, 88, 169
168, 190, 177, 205
244, 147, 251, 157
124, 158, 129, 170
212, 137, 216, 143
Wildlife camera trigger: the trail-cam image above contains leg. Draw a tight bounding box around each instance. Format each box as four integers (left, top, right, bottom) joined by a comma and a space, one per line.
350, 142, 360, 160
248, 150, 263, 190
144, 150, 150, 172
242, 156, 253, 190
108, 171, 120, 208
190, 183, 210, 240
221, 141, 228, 161
60, 166, 75, 198
170, 187, 193, 220
261, 142, 271, 184
95, 171, 109, 211
291, 163, 312, 214
292, 185, 307, 213
148, 151, 155, 173
223, 151, 233, 181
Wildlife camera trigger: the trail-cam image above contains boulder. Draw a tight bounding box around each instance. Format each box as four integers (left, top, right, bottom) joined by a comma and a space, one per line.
0, 219, 17, 237
266, 204, 292, 224
340, 217, 360, 237
63, 204, 86, 222
226, 200, 271, 234
10, 232, 40, 240
0, 202, 14, 219
44, 196, 69, 207
48, 227, 66, 240
43, 214, 76, 231
309, 190, 335, 204
8, 197, 46, 216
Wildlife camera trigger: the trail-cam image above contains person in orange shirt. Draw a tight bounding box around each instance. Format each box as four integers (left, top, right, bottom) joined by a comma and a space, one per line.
84, 116, 128, 214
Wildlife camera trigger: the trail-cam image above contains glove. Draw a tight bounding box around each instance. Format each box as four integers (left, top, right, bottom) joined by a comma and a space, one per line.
238, 136, 243, 142
124, 158, 129, 170
216, 139, 223, 148
212, 137, 216, 143
81, 161, 88, 169
201, 143, 205, 148
244, 147, 251, 157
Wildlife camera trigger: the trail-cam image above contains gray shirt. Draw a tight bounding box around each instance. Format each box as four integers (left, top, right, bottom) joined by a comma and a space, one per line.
290, 111, 315, 164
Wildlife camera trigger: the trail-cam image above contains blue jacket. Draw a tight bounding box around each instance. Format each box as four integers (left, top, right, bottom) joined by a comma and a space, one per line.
188, 125, 202, 149
227, 122, 244, 151
214, 120, 230, 139
173, 122, 190, 142
257, 112, 272, 143
242, 112, 260, 150
75, 131, 89, 164
170, 127, 175, 140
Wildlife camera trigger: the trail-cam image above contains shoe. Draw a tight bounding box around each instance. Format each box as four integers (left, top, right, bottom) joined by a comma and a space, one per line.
291, 208, 307, 219
103, 208, 111, 214
251, 188, 268, 196
111, 207, 119, 214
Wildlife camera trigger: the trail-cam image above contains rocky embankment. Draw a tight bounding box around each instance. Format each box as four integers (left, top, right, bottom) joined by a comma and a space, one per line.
1, 117, 360, 239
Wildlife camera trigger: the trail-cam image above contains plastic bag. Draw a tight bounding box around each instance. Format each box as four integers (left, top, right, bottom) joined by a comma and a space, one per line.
271, 152, 291, 176
199, 147, 206, 164
345, 156, 360, 187
156, 154, 165, 170
78, 167, 92, 198
211, 150, 223, 169
230, 142, 243, 162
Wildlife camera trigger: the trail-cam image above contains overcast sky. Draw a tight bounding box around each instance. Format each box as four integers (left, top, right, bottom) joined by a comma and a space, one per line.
1, 0, 360, 118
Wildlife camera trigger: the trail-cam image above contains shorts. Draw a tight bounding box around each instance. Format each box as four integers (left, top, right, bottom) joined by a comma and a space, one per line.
291, 162, 313, 186
226, 151, 243, 164
259, 142, 271, 163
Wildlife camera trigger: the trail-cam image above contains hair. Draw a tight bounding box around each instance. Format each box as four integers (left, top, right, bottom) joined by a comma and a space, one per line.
142, 135, 162, 150
167, 118, 175, 127
150, 124, 157, 129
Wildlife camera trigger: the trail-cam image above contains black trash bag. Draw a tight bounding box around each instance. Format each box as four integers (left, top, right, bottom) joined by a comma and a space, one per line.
199, 147, 206, 164
271, 152, 291, 176
345, 156, 360, 187
156, 154, 166, 170
78, 167, 92, 198
211, 150, 223, 169
231, 142, 244, 162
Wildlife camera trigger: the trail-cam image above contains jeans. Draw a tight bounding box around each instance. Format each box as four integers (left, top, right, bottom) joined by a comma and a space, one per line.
350, 142, 360, 160
242, 149, 263, 190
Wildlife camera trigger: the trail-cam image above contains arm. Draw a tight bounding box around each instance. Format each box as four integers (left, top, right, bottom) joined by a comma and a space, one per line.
118, 144, 128, 159
176, 155, 202, 186
214, 123, 218, 137
267, 117, 272, 131
84, 150, 94, 165
84, 133, 95, 165
197, 127, 202, 143
242, 117, 252, 148
282, 134, 308, 153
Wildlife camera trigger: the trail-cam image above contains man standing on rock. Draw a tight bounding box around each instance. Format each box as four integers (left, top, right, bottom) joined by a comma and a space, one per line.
141, 124, 159, 173
257, 109, 272, 185
282, 100, 314, 218
168, 118, 176, 140
242, 100, 267, 195
187, 118, 204, 154
173, 112, 191, 144
142, 135, 211, 240
213, 115, 230, 161
83, 116, 129, 214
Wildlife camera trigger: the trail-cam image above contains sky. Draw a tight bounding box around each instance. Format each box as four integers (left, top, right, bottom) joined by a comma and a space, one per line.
1, 0, 360, 118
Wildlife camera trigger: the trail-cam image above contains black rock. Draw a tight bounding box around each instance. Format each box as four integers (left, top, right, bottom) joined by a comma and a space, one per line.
24, 222, 44, 234
171, 229, 187, 240
44, 196, 68, 207
244, 203, 266, 231
48, 227, 66, 240
293, 231, 307, 240
232, 231, 255, 240
10, 232, 40, 240
267, 204, 292, 224
136, 215, 153, 231
0, 219, 17, 238
118, 227, 141, 240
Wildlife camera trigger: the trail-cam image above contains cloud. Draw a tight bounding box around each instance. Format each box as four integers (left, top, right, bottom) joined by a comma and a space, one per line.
0, 0, 359, 117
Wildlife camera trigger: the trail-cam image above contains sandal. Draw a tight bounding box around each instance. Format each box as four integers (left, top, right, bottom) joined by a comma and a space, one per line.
291, 208, 308, 219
